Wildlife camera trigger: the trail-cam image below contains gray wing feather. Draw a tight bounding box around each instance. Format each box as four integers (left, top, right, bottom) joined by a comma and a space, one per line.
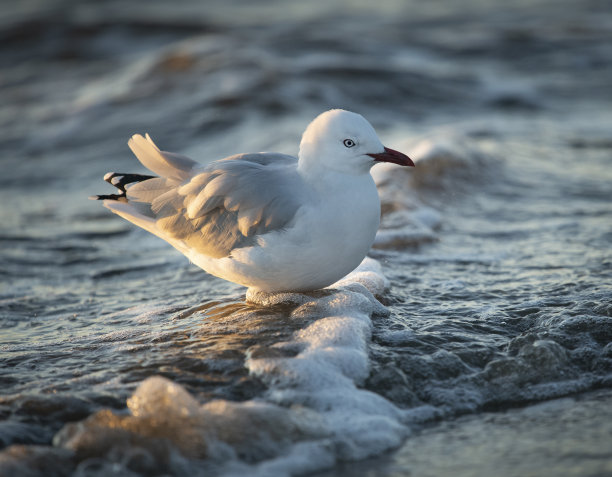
126, 178, 171, 202
126, 151, 303, 259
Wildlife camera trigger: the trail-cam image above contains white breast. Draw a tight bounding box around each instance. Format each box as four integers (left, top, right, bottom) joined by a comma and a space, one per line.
192, 172, 381, 292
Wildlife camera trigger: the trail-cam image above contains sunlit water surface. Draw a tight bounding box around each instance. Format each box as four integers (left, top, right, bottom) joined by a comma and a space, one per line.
1, 0, 611, 475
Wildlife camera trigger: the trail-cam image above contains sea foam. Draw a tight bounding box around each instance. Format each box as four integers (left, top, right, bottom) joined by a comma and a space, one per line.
50, 258, 410, 476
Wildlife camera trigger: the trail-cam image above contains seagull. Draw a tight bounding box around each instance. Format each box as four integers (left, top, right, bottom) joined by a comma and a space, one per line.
91, 109, 414, 292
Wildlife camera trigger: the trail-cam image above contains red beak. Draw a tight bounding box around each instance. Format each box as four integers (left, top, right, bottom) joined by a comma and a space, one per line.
368, 147, 415, 167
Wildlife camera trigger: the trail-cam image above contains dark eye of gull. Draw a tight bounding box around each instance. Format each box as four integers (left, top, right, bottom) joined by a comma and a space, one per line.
343, 139, 356, 148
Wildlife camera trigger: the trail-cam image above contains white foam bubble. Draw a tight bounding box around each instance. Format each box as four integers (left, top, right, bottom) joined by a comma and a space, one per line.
244, 259, 410, 469
53, 258, 411, 476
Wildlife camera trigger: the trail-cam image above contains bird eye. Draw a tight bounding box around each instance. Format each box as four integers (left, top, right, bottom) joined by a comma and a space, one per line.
343, 139, 356, 148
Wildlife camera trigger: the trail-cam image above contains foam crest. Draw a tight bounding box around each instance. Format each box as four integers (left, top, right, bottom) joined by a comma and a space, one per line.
372, 133, 496, 250
332, 257, 390, 297
409, 134, 495, 185
54, 376, 328, 470
47, 256, 407, 475
245, 261, 409, 465
127, 376, 201, 419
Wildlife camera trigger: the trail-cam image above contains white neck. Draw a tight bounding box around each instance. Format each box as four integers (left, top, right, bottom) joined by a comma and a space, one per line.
297, 152, 374, 181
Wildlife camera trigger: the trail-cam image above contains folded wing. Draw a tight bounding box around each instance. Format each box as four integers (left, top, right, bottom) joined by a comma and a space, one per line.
103, 134, 303, 258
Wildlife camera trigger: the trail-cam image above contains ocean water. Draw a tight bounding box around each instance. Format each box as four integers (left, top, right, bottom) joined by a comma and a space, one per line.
1, 0, 611, 476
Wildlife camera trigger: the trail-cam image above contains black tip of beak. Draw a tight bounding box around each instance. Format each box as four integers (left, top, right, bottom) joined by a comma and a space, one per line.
368, 147, 415, 167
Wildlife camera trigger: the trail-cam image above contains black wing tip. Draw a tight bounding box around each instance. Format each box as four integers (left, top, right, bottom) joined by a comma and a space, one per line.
92, 172, 157, 202
103, 172, 156, 192
88, 194, 128, 202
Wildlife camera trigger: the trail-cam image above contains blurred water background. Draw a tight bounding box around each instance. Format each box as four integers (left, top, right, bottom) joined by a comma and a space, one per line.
1, 0, 611, 476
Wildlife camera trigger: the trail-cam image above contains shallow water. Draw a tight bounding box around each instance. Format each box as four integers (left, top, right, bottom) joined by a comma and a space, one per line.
1, 0, 611, 475
314, 388, 612, 477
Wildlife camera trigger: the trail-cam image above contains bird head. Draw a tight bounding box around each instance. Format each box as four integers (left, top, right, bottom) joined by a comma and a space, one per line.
298, 109, 414, 176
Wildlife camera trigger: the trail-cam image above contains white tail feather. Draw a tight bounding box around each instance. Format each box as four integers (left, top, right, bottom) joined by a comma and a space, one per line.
103, 201, 157, 234
103, 200, 190, 255
128, 134, 196, 182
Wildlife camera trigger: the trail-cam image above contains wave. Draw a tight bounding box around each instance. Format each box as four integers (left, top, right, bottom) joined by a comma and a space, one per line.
0, 134, 504, 476
31, 259, 416, 477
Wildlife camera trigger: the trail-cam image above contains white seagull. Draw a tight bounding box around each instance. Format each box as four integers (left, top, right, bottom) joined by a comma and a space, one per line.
91, 109, 414, 292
